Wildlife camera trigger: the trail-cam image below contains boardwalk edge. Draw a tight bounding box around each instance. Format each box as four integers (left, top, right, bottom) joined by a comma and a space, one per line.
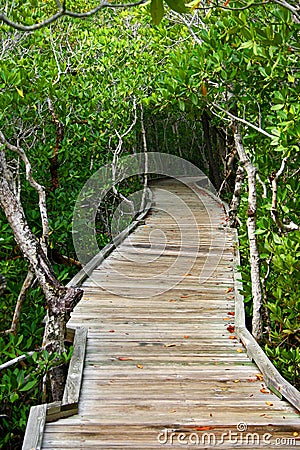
190, 180, 300, 413
232, 228, 300, 412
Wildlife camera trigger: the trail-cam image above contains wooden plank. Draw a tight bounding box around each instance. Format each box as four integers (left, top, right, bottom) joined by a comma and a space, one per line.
40, 177, 300, 449
22, 404, 47, 450
62, 327, 87, 410
66, 200, 152, 288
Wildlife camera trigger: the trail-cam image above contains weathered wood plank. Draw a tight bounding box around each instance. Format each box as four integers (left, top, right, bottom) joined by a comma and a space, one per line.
22, 404, 47, 450
62, 326, 87, 410
39, 178, 300, 449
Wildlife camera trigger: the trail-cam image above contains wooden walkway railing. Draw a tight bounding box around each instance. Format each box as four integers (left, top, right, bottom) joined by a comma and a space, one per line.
23, 177, 300, 449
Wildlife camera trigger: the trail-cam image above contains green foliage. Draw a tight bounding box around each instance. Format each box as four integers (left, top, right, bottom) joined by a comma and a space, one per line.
0, 2, 300, 448
0, 347, 73, 449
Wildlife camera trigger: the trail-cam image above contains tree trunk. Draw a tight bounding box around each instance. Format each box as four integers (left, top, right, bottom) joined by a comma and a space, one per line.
233, 129, 263, 342
0, 148, 82, 399
201, 112, 224, 190
229, 165, 245, 227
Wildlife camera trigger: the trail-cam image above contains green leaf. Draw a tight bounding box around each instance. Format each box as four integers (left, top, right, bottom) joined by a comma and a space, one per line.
165, 0, 188, 13
178, 99, 185, 111
20, 379, 38, 392
271, 104, 284, 111
10, 392, 19, 403
150, 0, 164, 25
238, 41, 253, 50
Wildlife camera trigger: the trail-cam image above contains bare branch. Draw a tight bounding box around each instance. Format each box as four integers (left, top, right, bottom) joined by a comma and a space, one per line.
256, 173, 267, 198
0, 348, 41, 371
0, 271, 35, 336
140, 103, 148, 211
111, 98, 137, 211
0, 0, 147, 32
211, 103, 275, 139
270, 156, 299, 232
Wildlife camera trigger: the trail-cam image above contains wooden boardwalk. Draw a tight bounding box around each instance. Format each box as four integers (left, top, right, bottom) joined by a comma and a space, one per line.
41, 178, 299, 449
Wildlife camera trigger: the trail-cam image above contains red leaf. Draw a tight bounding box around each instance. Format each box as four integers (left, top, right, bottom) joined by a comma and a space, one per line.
118, 357, 133, 361
227, 324, 235, 333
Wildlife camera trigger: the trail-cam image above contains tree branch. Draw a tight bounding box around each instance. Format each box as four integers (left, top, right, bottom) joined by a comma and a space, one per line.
211, 103, 275, 139
0, 271, 35, 336
0, 0, 147, 31
0, 131, 49, 251
269, 156, 299, 232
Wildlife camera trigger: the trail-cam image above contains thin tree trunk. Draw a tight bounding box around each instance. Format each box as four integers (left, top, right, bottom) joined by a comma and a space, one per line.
1, 270, 35, 335
233, 128, 263, 342
229, 165, 245, 228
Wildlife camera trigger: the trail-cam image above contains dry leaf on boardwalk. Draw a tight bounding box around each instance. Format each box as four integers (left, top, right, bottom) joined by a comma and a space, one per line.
260, 388, 270, 394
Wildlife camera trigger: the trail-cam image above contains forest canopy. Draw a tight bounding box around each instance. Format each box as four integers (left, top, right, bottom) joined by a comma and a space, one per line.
0, 0, 299, 448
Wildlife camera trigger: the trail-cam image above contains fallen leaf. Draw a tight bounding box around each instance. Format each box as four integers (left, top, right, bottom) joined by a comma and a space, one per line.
169, 299, 176, 302
266, 401, 273, 406
226, 287, 233, 293
109, 329, 115, 333
293, 432, 299, 437
227, 311, 235, 316
236, 348, 243, 353
227, 325, 235, 333
118, 357, 133, 361
260, 388, 270, 394
184, 335, 189, 339
229, 295, 234, 299
194, 426, 213, 431
249, 393, 254, 397
247, 378, 257, 382
165, 343, 177, 347
223, 317, 231, 321
256, 373, 264, 381
234, 379, 240, 383
229, 335, 237, 340
136, 364, 143, 369
180, 295, 189, 298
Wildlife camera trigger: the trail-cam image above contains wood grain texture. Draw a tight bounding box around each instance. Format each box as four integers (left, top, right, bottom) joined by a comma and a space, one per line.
62, 326, 87, 410
22, 404, 47, 450
40, 178, 299, 449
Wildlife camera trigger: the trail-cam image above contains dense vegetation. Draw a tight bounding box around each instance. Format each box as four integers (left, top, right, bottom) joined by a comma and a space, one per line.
0, 0, 299, 447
